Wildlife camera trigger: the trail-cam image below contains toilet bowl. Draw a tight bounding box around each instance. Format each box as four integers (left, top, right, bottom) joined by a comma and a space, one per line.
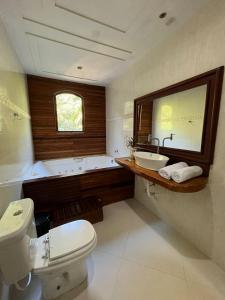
33, 220, 97, 299
0, 198, 97, 300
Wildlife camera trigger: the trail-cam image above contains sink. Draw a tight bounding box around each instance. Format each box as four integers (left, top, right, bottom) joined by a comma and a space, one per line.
134, 151, 169, 171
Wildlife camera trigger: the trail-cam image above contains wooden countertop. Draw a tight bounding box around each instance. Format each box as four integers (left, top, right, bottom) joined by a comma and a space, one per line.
115, 158, 208, 193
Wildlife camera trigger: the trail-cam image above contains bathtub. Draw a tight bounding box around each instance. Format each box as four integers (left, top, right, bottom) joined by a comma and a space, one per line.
24, 155, 119, 180
22, 154, 134, 226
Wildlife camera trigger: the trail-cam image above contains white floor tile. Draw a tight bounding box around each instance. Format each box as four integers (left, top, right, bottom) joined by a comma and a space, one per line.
183, 252, 225, 297
124, 226, 185, 278
74, 250, 123, 300
123, 201, 185, 278
111, 259, 190, 300
187, 280, 225, 300
94, 212, 130, 258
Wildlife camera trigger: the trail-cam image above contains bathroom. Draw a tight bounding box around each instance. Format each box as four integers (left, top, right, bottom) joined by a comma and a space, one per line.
1, 0, 225, 299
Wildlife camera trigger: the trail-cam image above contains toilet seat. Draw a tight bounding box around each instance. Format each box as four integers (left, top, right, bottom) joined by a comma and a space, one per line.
49, 220, 95, 261
33, 220, 97, 274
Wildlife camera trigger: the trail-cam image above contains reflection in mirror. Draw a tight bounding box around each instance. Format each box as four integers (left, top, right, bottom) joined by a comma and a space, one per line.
137, 101, 153, 144
152, 85, 207, 151
137, 85, 207, 152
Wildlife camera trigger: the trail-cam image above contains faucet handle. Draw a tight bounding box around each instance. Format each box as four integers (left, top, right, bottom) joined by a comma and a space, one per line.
170, 133, 176, 140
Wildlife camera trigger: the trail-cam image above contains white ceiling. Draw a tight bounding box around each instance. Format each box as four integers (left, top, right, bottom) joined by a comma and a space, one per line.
0, 0, 209, 85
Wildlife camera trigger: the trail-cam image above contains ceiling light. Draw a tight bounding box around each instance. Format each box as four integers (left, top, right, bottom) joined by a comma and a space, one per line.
159, 12, 167, 19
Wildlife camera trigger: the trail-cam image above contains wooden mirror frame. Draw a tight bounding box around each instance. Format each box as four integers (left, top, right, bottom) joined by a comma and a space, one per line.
133, 67, 224, 175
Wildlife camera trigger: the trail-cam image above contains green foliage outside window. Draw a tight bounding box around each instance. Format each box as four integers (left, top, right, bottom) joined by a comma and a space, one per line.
56, 93, 83, 131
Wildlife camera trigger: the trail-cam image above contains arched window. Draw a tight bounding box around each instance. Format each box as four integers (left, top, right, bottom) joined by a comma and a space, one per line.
55, 92, 83, 132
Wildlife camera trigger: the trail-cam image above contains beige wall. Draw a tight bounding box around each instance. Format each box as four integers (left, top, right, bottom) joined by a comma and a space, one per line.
0, 18, 33, 216
106, 0, 225, 269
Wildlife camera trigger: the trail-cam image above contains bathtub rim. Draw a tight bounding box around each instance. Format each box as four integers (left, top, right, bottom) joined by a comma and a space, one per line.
23, 165, 122, 184
40, 153, 115, 163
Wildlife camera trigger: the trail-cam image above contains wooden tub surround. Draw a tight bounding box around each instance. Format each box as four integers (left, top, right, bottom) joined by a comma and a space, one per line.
115, 158, 208, 193
23, 167, 134, 227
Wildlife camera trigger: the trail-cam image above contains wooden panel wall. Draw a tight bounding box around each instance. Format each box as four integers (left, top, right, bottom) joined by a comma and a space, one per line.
27, 75, 106, 160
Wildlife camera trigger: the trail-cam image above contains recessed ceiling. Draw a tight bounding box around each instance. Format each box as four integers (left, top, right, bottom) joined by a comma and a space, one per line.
0, 0, 210, 85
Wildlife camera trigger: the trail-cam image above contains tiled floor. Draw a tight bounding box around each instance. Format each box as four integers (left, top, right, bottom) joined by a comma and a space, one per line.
12, 199, 225, 300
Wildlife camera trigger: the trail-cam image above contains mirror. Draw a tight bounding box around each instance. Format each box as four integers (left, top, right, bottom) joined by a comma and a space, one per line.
134, 67, 224, 175
137, 85, 207, 151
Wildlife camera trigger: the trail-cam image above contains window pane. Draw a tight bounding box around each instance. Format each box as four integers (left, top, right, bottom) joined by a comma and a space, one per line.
56, 93, 83, 132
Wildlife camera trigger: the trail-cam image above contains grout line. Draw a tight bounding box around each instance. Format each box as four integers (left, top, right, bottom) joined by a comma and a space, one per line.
55, 3, 126, 34
95, 246, 187, 282
106, 114, 133, 122
121, 254, 187, 281
182, 263, 194, 299
106, 117, 123, 122
23, 17, 132, 54
26, 32, 126, 61
95, 236, 186, 280
109, 257, 125, 300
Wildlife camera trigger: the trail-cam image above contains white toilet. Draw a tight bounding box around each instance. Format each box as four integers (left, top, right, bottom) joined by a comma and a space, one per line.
0, 198, 97, 299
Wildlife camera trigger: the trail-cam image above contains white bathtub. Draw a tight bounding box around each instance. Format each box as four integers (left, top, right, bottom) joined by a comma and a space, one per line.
24, 155, 119, 180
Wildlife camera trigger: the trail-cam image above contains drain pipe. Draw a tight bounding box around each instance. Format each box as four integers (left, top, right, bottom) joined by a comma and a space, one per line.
144, 179, 156, 198
15, 272, 31, 291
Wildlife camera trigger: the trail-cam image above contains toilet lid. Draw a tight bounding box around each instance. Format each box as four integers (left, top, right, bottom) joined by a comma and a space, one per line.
49, 220, 96, 261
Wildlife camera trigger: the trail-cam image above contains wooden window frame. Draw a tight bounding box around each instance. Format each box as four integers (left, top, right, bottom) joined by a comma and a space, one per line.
54, 91, 85, 135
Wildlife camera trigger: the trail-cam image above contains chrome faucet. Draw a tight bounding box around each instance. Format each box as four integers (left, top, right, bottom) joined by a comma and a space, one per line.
162, 133, 175, 147
147, 134, 160, 154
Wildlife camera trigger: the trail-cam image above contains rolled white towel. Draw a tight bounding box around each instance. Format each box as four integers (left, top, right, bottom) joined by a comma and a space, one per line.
159, 162, 188, 180
171, 166, 203, 183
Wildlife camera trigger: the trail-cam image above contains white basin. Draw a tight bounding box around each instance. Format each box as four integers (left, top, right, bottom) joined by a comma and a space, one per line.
134, 151, 169, 171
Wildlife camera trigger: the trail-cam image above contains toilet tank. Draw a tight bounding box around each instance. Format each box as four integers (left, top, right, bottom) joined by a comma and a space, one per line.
0, 198, 35, 284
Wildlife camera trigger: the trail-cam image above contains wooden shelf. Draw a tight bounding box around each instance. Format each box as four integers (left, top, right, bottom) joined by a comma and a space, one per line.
115, 158, 208, 193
